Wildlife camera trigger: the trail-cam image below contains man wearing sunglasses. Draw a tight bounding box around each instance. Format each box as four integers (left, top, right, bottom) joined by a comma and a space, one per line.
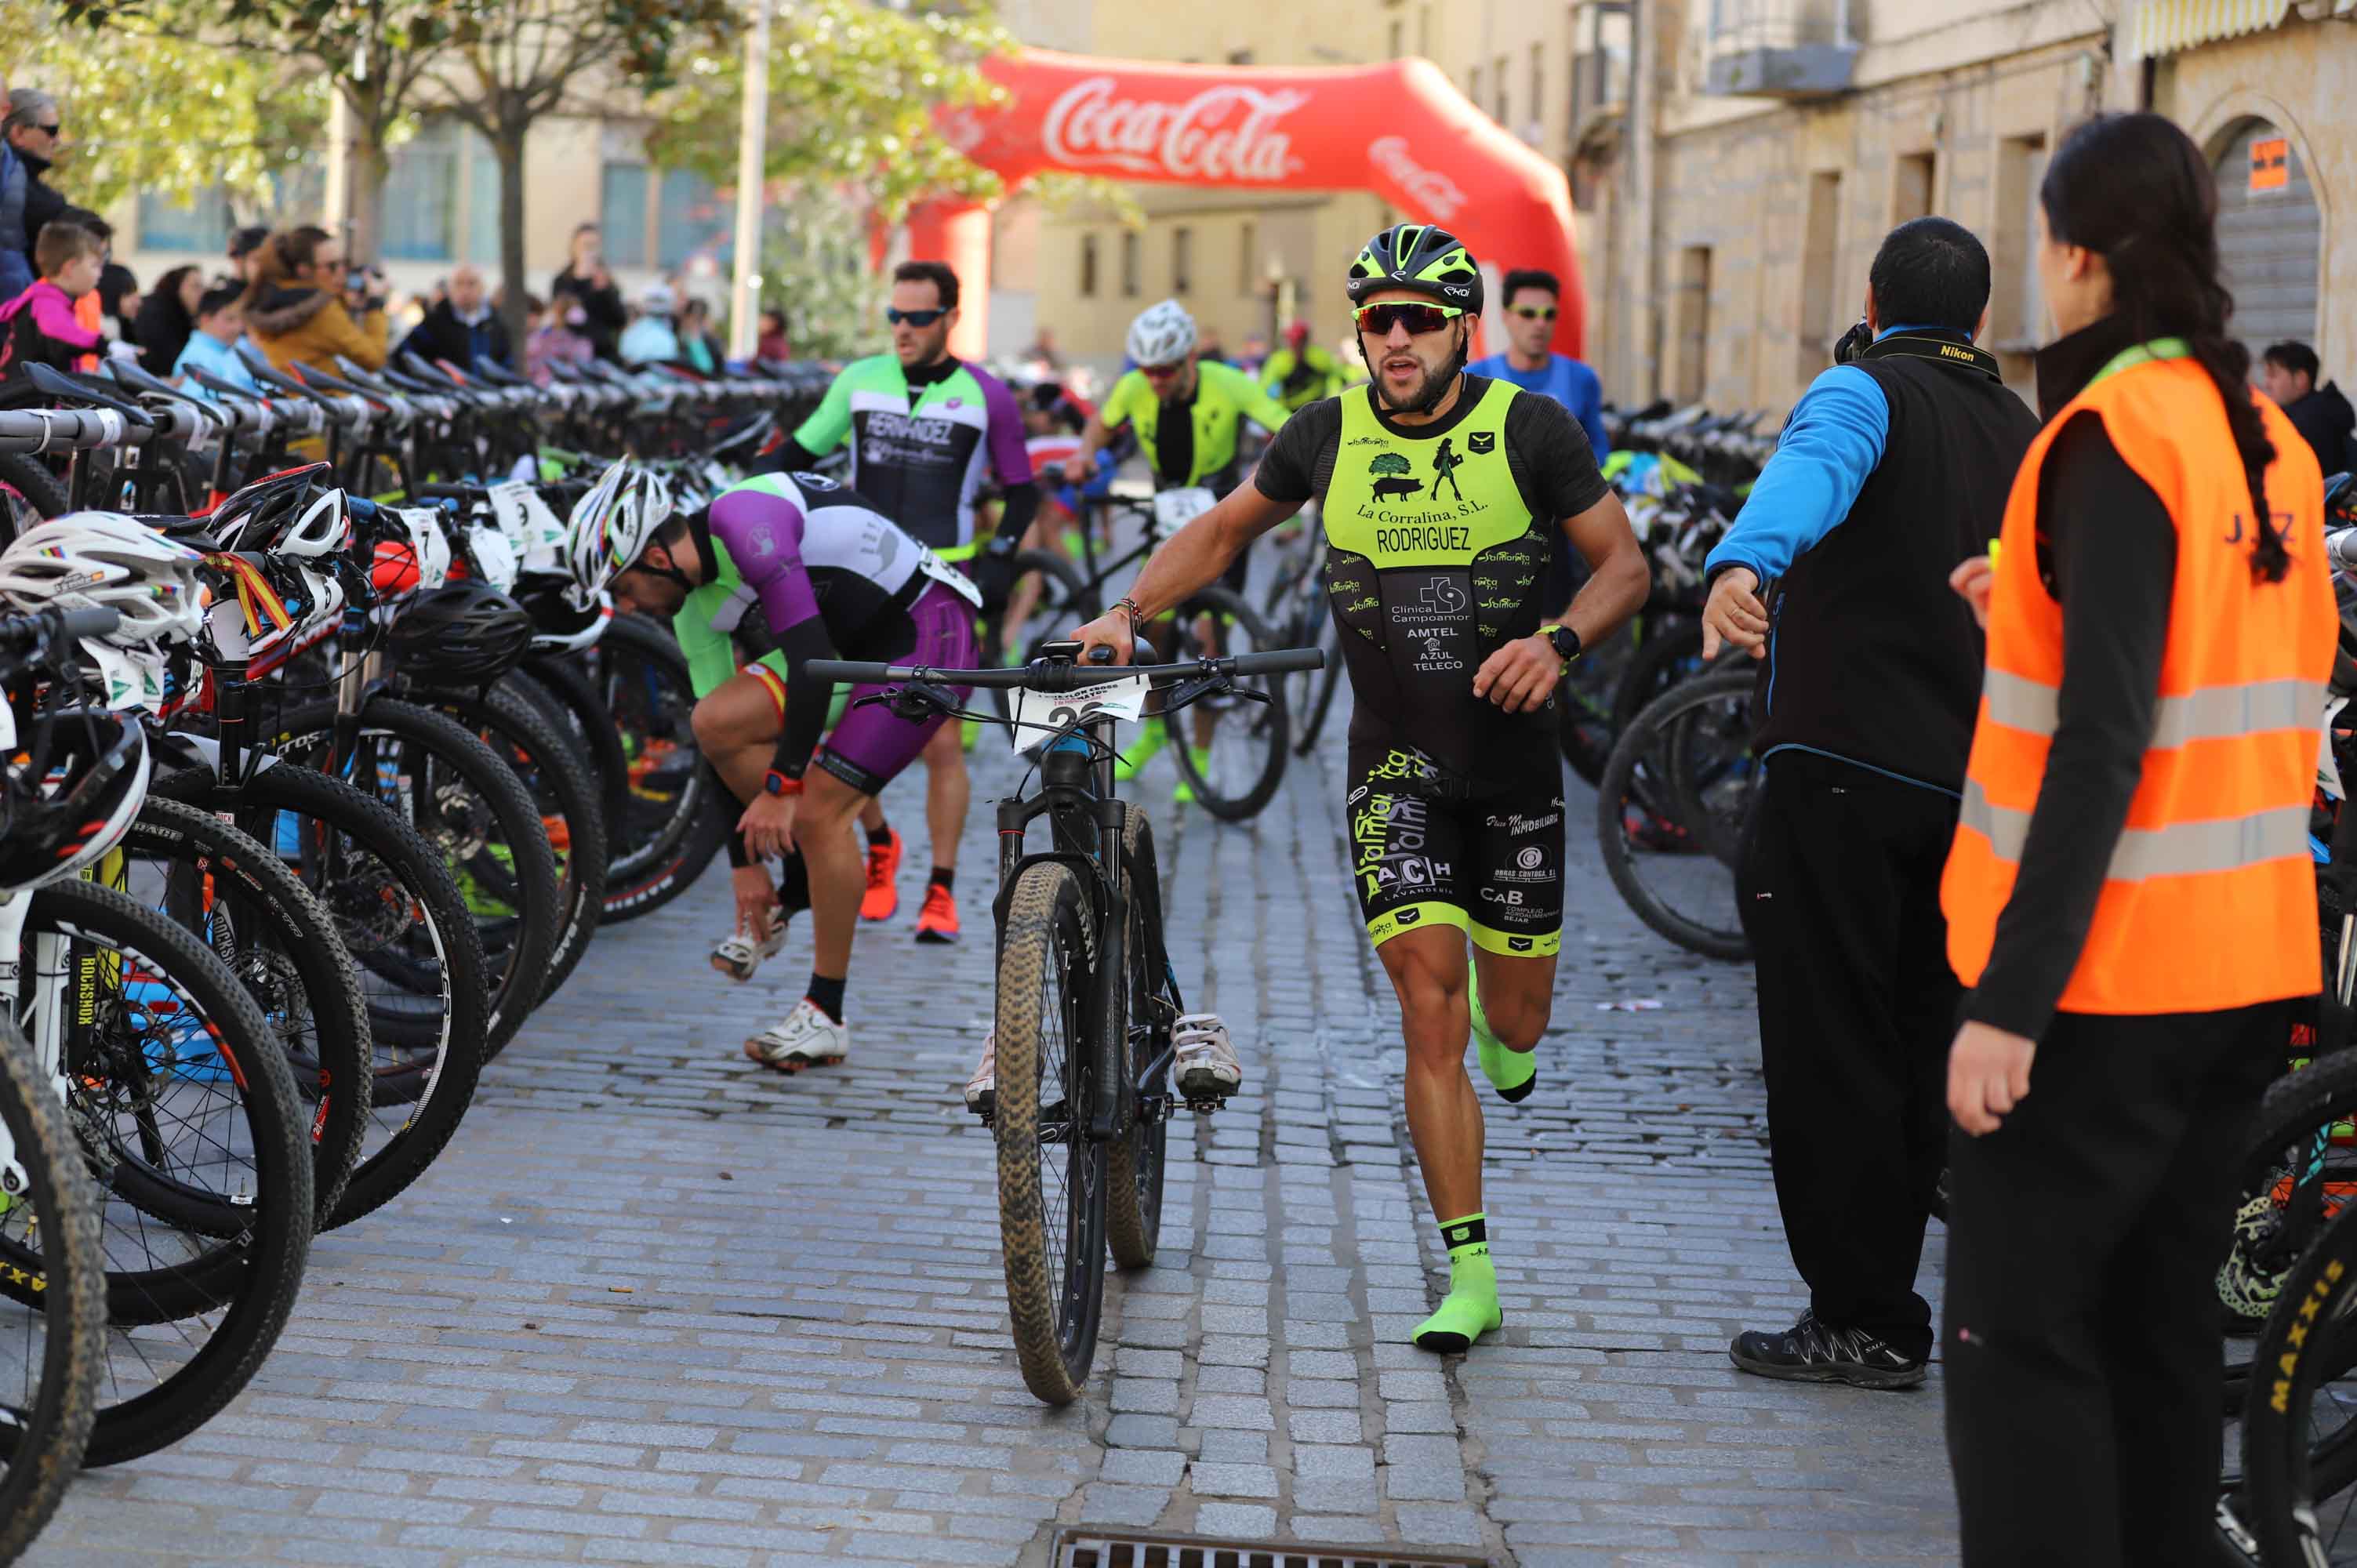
1044, 298, 1296, 792
1069, 223, 1649, 1357
764, 260, 1041, 946
1467, 270, 1610, 618
2, 90, 65, 297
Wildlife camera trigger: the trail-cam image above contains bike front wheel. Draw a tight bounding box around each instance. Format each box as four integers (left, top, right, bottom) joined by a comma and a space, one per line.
1105, 808, 1171, 1270
993, 859, 1108, 1405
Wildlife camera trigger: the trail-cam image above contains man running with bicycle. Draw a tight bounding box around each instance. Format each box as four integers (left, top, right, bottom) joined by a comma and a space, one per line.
582, 470, 982, 1072
1070, 226, 1649, 1354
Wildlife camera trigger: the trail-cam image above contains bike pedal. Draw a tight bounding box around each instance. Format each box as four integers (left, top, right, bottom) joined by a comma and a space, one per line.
1184, 1093, 1231, 1114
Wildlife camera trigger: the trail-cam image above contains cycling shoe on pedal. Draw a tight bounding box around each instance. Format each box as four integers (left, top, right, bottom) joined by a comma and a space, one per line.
1174, 1014, 1241, 1102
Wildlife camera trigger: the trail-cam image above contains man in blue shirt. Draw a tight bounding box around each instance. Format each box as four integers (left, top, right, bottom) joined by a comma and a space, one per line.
1694, 218, 2037, 1393
1468, 268, 1608, 612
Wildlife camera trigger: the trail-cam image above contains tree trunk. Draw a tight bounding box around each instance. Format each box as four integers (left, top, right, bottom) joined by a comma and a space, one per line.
349, 137, 390, 266
496, 121, 530, 355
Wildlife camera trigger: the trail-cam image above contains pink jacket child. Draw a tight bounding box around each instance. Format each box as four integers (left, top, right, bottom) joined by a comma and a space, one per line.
0, 278, 104, 379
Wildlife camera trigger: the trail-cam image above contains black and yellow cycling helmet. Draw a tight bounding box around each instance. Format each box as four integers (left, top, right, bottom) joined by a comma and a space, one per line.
1346, 223, 1483, 314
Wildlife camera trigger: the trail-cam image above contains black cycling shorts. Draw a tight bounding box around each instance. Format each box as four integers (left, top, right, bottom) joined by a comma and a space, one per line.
1346, 746, 1564, 957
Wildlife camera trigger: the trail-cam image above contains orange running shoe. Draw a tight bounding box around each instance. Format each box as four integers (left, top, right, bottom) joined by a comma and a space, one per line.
915, 881, 961, 944
860, 828, 903, 922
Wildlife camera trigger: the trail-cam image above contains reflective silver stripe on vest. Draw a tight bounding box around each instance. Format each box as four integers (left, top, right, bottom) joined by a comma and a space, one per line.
1981, 669, 2322, 746
1958, 778, 2310, 881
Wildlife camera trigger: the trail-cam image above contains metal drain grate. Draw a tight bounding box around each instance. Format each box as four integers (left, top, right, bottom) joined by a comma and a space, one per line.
1050, 1527, 1489, 1568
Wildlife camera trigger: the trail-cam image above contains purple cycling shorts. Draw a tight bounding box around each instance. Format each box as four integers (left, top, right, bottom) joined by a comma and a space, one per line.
810, 579, 979, 797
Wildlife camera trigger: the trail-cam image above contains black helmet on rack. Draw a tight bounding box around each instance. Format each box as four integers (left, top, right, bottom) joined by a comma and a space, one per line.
516, 577, 611, 654
205, 461, 348, 557
0, 706, 150, 892
384, 579, 532, 683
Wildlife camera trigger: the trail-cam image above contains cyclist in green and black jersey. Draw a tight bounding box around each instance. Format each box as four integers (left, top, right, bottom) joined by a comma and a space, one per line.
1070, 225, 1651, 1356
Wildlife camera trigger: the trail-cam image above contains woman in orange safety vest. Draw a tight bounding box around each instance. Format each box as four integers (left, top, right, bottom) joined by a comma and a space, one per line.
1938, 111, 2335, 1567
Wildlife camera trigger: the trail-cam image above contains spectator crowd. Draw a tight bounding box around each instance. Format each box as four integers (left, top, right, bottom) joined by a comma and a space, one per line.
0, 82, 783, 395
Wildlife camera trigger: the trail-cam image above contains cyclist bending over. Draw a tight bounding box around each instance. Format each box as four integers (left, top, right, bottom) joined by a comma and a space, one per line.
1070, 226, 1649, 1355
1047, 299, 1295, 793
590, 470, 983, 1071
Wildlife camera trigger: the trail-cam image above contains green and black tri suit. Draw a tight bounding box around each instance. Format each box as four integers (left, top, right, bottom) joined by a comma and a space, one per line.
1254, 374, 1608, 956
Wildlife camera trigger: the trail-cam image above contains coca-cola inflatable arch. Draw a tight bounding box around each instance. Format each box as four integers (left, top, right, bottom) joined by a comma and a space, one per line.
913, 48, 1586, 361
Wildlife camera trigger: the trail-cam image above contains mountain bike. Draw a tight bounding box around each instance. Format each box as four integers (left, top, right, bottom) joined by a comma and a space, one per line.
1594, 666, 1760, 960
810, 638, 1322, 1405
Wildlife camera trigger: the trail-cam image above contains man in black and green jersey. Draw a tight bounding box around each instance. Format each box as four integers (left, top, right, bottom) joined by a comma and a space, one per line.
763, 260, 1039, 944
1048, 298, 1295, 789
1070, 225, 1651, 1356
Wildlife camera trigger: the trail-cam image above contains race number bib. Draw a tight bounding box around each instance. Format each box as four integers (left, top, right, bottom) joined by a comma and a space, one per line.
1008, 673, 1150, 757
1150, 487, 1216, 542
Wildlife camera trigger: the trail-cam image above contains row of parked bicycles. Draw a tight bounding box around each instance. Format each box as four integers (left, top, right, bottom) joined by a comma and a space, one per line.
0, 346, 837, 1557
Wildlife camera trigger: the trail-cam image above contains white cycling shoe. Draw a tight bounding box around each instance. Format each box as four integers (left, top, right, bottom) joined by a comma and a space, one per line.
1174, 1014, 1241, 1101
710, 914, 786, 983
964, 1032, 997, 1117
743, 1000, 850, 1073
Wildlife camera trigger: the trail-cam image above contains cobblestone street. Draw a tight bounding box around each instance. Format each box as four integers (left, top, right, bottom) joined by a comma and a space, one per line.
33, 710, 1960, 1567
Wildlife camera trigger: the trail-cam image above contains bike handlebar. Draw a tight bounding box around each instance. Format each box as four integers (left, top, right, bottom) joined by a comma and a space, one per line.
0, 604, 122, 645
807, 646, 1323, 692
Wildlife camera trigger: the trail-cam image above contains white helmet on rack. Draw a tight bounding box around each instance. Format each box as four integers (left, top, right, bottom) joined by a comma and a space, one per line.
1126, 299, 1197, 369
564, 457, 665, 609
0, 512, 207, 647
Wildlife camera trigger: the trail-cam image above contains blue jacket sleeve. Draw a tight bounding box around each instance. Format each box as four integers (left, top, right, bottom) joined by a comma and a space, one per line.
1569, 362, 1609, 461
1703, 365, 1889, 583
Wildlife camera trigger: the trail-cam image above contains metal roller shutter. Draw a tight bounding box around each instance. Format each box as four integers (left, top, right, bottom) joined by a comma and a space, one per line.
2213, 118, 2322, 353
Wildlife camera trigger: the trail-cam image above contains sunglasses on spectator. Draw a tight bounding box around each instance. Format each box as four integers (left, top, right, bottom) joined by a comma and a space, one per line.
1139, 361, 1186, 380
23, 122, 60, 136
1509, 305, 1558, 321
1353, 301, 1466, 336
885, 307, 949, 327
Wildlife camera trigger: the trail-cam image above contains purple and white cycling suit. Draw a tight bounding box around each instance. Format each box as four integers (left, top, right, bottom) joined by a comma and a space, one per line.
674, 470, 981, 796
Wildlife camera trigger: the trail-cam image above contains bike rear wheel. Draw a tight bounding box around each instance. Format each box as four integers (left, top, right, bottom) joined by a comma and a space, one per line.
2241, 1194, 2357, 1565
597, 615, 731, 923
3, 881, 313, 1468
1595, 669, 1759, 960
993, 859, 1107, 1405
0, 1019, 105, 1560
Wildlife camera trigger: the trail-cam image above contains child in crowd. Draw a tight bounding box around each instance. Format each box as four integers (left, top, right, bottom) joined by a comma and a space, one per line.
0, 218, 108, 378
173, 282, 260, 399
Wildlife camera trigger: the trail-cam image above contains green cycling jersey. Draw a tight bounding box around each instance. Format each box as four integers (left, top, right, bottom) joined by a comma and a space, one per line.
1102, 359, 1294, 491
1261, 343, 1354, 412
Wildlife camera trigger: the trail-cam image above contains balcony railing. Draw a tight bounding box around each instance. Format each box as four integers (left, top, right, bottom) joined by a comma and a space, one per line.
1700, 0, 1858, 98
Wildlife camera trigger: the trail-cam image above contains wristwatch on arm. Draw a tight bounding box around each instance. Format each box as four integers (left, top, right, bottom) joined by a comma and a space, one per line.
1545, 622, 1582, 667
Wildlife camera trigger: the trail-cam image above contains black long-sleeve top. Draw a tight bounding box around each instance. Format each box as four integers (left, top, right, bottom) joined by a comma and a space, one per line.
1963, 314, 2179, 1040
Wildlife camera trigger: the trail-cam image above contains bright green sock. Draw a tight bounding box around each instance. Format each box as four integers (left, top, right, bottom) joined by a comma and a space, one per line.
1414, 1213, 1502, 1354
1469, 966, 1536, 1103
1173, 745, 1213, 805
1114, 725, 1168, 782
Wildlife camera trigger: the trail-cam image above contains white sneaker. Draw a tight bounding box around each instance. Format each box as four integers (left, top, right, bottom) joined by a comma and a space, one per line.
743, 999, 850, 1073
1173, 1014, 1241, 1100
710, 914, 786, 982
964, 1031, 996, 1116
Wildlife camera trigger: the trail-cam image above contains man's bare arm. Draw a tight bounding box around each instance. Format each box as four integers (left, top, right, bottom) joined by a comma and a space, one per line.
1555, 490, 1649, 647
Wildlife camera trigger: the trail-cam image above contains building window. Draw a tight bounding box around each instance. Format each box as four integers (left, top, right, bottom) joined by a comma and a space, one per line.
1673, 245, 1712, 402
1226, 47, 1254, 64
658, 169, 732, 269
1080, 233, 1099, 298
1239, 220, 1256, 296
1798, 170, 1841, 379
136, 187, 234, 254
1992, 134, 2048, 360
1121, 230, 1140, 298
465, 129, 501, 263
1894, 151, 1937, 224
381, 121, 460, 262
1572, 1, 1633, 125
1494, 55, 1509, 122
1172, 227, 1193, 295
601, 163, 651, 267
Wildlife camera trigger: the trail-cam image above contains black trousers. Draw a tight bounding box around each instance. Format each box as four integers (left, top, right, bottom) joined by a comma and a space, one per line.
1944, 1000, 2287, 1567
1738, 750, 1960, 1359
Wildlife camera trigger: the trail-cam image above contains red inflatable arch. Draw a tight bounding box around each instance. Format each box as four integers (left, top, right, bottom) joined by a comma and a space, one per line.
911, 48, 1586, 364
